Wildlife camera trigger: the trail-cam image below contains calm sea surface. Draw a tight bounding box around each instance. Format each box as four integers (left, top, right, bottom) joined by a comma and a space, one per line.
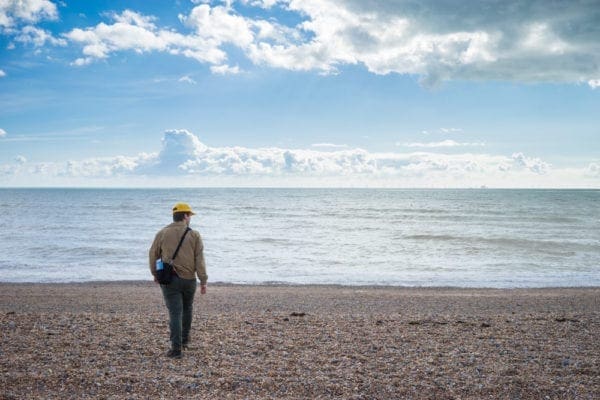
0, 188, 598, 287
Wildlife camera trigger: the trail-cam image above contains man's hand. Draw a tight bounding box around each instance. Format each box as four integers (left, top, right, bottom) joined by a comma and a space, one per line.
200, 284, 207, 295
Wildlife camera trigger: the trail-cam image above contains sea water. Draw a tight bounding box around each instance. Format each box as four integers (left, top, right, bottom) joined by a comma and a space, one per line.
0, 188, 598, 287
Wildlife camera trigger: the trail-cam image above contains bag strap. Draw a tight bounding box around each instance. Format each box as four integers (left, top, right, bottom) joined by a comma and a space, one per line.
170, 227, 191, 262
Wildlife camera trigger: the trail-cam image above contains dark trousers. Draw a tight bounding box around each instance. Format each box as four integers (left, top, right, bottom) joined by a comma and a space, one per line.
161, 276, 197, 350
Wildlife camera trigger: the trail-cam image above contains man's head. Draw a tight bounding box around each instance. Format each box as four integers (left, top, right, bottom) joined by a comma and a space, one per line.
172, 202, 195, 222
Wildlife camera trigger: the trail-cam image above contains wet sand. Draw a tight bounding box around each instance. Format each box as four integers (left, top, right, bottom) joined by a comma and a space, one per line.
1, 282, 598, 399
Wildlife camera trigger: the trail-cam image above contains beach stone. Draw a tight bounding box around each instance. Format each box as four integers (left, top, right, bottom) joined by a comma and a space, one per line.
290, 312, 306, 317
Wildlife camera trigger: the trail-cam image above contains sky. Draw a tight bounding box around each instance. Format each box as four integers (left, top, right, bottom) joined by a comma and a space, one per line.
0, 0, 599, 188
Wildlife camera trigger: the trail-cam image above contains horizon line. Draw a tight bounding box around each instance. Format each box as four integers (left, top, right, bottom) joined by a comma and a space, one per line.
0, 186, 598, 191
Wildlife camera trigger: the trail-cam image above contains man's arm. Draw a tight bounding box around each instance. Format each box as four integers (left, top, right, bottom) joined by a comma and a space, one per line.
149, 232, 162, 282
195, 233, 208, 294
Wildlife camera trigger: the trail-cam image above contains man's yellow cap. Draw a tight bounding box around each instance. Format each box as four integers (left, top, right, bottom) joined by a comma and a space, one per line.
172, 202, 196, 215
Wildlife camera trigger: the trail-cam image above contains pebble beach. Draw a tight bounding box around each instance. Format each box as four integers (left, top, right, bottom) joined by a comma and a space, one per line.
1, 282, 598, 399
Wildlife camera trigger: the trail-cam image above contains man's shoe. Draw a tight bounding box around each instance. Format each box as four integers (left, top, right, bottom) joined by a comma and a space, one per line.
167, 349, 182, 359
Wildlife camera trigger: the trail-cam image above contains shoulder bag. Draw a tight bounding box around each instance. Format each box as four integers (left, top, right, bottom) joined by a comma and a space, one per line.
157, 227, 191, 285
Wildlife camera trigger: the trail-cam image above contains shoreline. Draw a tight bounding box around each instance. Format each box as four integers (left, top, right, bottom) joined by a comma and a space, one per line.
1, 282, 598, 399
2, 279, 600, 289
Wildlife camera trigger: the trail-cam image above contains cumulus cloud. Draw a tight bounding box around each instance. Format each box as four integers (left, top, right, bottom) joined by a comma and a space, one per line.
245, 0, 600, 85
64, 6, 289, 71
400, 140, 485, 148
57, 1, 600, 86
138, 129, 208, 174
0, 0, 57, 29
511, 152, 550, 175
4, 129, 595, 188
585, 163, 600, 178
70, 57, 92, 67
64, 156, 141, 177
210, 64, 241, 75
0, 0, 64, 49
65, 9, 227, 66
242, 0, 284, 8
589, 79, 600, 89
180, 4, 254, 47
14, 25, 66, 47
0, 69, 5, 77
0, 128, 6, 137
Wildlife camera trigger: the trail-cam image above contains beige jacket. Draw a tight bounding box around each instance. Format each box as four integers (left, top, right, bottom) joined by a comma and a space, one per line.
149, 221, 208, 284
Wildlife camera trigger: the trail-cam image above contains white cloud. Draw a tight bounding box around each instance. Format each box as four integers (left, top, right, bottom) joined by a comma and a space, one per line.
14, 25, 66, 47
267, 0, 592, 84
136, 129, 208, 175
180, 4, 254, 47
59, 1, 599, 86
178, 75, 197, 84
15, 155, 27, 164
0, 0, 63, 53
0, 69, 5, 77
113, 9, 157, 30
0, 128, 6, 137
400, 140, 485, 148
241, 0, 284, 8
71, 57, 92, 67
585, 163, 600, 178
0, 0, 595, 87
0, 0, 57, 28
65, 9, 227, 65
59, 156, 139, 178
2, 129, 595, 188
65, 11, 168, 59
520, 22, 570, 55
252, 19, 298, 44
210, 64, 240, 75
511, 152, 550, 175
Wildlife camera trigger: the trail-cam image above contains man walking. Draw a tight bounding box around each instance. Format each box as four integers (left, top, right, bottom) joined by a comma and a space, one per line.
149, 202, 208, 359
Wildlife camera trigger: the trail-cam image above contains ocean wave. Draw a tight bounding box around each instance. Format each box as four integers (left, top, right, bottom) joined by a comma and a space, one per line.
240, 237, 295, 244
25, 245, 127, 257
403, 234, 458, 241
402, 234, 598, 253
